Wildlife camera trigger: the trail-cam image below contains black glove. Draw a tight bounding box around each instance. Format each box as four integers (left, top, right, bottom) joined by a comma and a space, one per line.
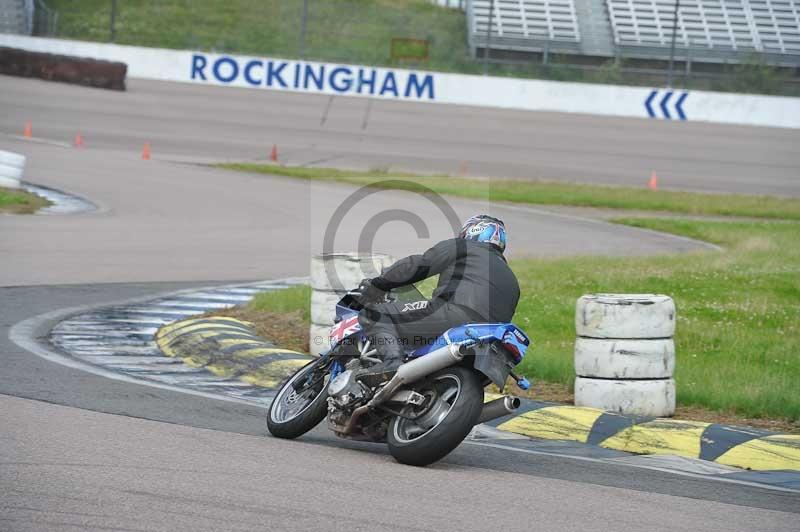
352, 278, 385, 306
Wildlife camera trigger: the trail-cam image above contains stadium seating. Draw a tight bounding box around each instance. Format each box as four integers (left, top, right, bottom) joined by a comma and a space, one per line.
606, 0, 800, 56
467, 0, 800, 65
467, 0, 583, 54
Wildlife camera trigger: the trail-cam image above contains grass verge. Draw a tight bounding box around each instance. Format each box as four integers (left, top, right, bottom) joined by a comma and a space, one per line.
211, 285, 312, 355
48, 0, 471, 73
215, 219, 800, 431
0, 187, 49, 214
514, 218, 799, 428
217, 163, 800, 220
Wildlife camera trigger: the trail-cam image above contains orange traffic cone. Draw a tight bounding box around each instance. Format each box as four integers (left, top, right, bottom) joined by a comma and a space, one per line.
74, 133, 84, 148
648, 170, 658, 190
23, 121, 32, 138
270, 144, 278, 163
141, 142, 151, 160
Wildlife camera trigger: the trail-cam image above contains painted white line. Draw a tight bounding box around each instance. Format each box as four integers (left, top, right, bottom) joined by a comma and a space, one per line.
213, 288, 264, 295
63, 347, 162, 356
154, 300, 234, 309
119, 308, 206, 317
182, 292, 256, 302
81, 355, 177, 365
8, 282, 278, 408
51, 346, 153, 356
51, 329, 159, 338
121, 365, 207, 374
60, 317, 177, 326
180, 380, 259, 388
23, 182, 97, 215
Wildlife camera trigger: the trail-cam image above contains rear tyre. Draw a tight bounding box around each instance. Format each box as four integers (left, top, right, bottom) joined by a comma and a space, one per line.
267, 359, 329, 439
387, 366, 483, 466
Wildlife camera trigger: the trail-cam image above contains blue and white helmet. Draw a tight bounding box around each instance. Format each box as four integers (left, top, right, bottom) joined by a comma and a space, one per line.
458, 214, 507, 253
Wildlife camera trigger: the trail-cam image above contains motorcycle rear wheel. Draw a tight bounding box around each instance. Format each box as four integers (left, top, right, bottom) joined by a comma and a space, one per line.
267, 359, 329, 439
387, 366, 483, 466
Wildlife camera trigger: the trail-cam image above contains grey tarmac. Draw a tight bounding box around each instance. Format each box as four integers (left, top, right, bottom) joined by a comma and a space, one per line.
1, 75, 798, 196
1, 74, 798, 531
3, 392, 798, 532
0, 137, 710, 287
1, 282, 798, 532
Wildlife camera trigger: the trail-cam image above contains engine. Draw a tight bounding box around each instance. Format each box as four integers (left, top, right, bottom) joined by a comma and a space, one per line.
327, 357, 368, 413
327, 369, 368, 409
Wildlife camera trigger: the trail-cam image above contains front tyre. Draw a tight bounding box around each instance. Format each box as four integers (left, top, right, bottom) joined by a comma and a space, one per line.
387, 366, 483, 466
267, 359, 329, 439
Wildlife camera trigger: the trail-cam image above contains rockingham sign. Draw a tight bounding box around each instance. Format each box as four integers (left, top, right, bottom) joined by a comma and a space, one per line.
190, 54, 435, 100
2, 34, 799, 129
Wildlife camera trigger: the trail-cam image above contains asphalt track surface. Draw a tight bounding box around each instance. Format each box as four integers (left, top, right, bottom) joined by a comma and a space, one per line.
2, 283, 798, 532
2, 76, 799, 196
0, 137, 711, 287
2, 75, 798, 530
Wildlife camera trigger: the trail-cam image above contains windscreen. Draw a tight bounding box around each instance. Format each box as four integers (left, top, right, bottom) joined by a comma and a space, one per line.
387, 284, 426, 305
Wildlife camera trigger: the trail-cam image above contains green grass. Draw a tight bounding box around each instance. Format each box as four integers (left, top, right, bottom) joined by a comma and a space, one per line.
47, 0, 472, 73
0, 187, 49, 214
514, 219, 800, 422
249, 284, 312, 322
238, 219, 800, 422
218, 163, 800, 220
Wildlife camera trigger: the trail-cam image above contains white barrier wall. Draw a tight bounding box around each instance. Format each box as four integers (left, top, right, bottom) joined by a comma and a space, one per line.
2, 34, 799, 129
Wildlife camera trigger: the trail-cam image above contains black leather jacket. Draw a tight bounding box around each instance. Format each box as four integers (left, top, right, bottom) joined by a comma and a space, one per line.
371, 238, 520, 322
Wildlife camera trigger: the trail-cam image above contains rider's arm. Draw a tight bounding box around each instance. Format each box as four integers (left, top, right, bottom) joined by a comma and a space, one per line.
370, 239, 459, 291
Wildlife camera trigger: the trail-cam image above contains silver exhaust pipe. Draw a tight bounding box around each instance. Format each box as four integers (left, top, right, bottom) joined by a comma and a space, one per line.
477, 396, 521, 424
368, 343, 466, 407
395, 343, 465, 383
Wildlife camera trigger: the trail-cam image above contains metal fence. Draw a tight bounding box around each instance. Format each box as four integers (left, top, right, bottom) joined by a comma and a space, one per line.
33, 0, 58, 36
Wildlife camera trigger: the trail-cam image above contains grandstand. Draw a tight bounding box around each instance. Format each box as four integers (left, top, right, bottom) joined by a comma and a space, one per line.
467, 1, 584, 55
467, 0, 800, 66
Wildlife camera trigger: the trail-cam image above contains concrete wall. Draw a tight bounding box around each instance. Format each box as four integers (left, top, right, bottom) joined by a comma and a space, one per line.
1, 34, 798, 129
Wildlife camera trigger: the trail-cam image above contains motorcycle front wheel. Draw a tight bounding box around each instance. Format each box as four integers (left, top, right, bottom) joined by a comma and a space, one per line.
267, 359, 329, 439
387, 366, 483, 466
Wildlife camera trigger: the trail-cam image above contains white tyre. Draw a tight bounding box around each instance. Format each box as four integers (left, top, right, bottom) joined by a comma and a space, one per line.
576, 294, 675, 339
310, 289, 347, 326
0, 176, 21, 189
0, 163, 24, 182
0, 151, 26, 168
575, 338, 675, 379
309, 323, 332, 356
575, 377, 676, 417
310, 252, 393, 291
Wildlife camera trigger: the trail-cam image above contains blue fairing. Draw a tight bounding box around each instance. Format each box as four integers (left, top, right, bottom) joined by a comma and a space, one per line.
334, 302, 530, 363
409, 322, 530, 363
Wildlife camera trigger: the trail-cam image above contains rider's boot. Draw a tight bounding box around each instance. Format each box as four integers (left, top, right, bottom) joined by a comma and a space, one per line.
358, 331, 404, 387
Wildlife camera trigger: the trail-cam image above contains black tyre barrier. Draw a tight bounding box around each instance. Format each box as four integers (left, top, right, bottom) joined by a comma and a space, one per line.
0, 46, 127, 91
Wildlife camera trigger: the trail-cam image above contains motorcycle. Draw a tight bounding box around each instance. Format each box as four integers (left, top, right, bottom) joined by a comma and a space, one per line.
267, 284, 532, 466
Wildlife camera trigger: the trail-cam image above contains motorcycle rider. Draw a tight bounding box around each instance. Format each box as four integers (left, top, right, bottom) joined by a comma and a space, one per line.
354, 214, 520, 386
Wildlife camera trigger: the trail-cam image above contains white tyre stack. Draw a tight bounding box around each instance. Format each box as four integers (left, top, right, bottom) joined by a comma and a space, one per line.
574, 294, 676, 417
309, 252, 394, 356
0, 150, 26, 189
